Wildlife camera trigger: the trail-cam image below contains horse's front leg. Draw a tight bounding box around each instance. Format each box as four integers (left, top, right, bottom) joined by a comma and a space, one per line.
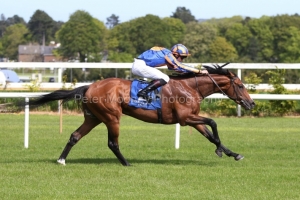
186, 116, 244, 161
197, 125, 244, 161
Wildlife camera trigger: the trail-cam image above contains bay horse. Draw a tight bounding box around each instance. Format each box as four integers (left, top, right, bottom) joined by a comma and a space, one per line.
26, 64, 255, 166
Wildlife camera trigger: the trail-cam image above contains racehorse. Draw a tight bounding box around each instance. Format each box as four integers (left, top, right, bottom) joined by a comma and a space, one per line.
25, 64, 255, 166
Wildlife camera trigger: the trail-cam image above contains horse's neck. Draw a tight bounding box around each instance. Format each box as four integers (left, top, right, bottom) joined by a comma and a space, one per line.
180, 75, 229, 98
168, 74, 230, 98
201, 75, 230, 97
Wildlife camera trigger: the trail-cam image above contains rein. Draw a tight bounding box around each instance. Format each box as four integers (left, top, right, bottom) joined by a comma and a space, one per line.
206, 74, 227, 96
204, 73, 239, 102
194, 76, 204, 99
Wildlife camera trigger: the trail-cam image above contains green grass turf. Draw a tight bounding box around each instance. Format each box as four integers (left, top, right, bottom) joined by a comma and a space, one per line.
0, 114, 299, 199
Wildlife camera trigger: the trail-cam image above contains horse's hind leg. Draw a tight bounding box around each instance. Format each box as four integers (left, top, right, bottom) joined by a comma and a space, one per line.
57, 116, 100, 165
106, 122, 130, 166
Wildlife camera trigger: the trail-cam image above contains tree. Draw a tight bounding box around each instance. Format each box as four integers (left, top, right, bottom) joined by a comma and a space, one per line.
106, 22, 135, 62
129, 15, 172, 54
107, 21, 135, 53
279, 26, 300, 63
171, 7, 196, 24
106, 14, 120, 29
6, 15, 26, 25
207, 16, 244, 36
56, 10, 107, 62
0, 14, 6, 37
209, 37, 238, 62
225, 23, 253, 57
268, 14, 300, 62
0, 14, 26, 38
183, 22, 218, 62
266, 68, 296, 115
1, 23, 31, 60
246, 17, 274, 62
27, 10, 55, 45
107, 14, 175, 59
63, 68, 83, 82
107, 51, 133, 62
52, 21, 64, 40
0, 40, 3, 57
162, 17, 186, 45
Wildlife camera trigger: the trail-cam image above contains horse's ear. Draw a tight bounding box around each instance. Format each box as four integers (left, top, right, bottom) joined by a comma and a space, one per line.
220, 62, 230, 68
228, 70, 237, 77
212, 64, 219, 69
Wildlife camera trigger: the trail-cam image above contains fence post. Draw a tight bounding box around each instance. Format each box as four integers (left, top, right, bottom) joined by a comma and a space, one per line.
237, 68, 242, 117
24, 97, 29, 148
59, 100, 63, 133
175, 123, 180, 149
58, 67, 62, 83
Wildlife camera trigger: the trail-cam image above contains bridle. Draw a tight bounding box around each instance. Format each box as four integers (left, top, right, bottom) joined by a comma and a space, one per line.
195, 73, 242, 103
206, 74, 241, 102
193, 62, 246, 104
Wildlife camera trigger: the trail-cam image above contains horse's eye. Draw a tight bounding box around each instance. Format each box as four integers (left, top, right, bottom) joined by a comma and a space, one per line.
239, 85, 244, 89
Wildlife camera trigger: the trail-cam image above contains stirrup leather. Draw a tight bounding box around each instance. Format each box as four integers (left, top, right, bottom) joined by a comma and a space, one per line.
137, 90, 152, 102
137, 79, 167, 102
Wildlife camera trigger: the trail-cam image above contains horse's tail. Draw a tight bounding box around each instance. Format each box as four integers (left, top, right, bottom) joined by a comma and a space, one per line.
27, 85, 90, 107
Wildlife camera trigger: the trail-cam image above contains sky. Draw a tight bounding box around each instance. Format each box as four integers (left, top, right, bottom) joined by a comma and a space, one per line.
1, 0, 300, 23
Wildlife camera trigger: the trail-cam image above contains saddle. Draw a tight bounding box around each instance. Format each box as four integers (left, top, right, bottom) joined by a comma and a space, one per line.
128, 79, 162, 110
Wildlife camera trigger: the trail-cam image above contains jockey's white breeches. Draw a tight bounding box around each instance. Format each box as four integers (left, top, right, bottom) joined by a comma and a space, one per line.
131, 58, 170, 82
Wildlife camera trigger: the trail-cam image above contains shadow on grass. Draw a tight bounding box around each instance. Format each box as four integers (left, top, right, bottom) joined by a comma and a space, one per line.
0, 154, 225, 166
55, 157, 222, 166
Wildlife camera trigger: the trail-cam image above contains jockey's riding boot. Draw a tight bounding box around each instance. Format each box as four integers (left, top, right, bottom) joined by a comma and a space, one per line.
137, 79, 167, 101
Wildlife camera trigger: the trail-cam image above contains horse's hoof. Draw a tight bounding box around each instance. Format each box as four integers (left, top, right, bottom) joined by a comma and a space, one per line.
123, 162, 131, 166
234, 154, 244, 161
57, 159, 66, 165
215, 149, 223, 158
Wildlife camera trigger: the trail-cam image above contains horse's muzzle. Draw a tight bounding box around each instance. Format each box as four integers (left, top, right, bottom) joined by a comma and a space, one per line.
240, 99, 255, 110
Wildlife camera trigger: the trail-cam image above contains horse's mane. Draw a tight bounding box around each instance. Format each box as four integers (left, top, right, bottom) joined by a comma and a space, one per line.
169, 63, 235, 79
202, 64, 231, 75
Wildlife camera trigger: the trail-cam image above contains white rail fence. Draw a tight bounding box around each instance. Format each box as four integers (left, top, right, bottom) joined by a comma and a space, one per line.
1, 62, 300, 148
1, 62, 300, 90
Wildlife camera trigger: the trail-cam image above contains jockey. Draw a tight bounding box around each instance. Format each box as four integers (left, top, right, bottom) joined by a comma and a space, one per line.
131, 44, 208, 101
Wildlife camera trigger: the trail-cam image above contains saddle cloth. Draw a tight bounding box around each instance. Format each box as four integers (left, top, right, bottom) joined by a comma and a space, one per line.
128, 79, 162, 110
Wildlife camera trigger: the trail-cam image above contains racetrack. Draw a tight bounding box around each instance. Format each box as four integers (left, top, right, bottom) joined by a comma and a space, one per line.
0, 114, 299, 199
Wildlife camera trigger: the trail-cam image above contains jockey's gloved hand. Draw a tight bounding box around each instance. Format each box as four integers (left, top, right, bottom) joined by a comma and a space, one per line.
198, 70, 208, 74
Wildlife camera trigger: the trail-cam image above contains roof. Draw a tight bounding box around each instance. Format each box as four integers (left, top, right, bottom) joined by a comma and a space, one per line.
18, 45, 55, 55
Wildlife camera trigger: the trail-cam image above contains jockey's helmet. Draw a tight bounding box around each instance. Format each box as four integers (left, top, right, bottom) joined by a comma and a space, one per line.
171, 44, 191, 57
